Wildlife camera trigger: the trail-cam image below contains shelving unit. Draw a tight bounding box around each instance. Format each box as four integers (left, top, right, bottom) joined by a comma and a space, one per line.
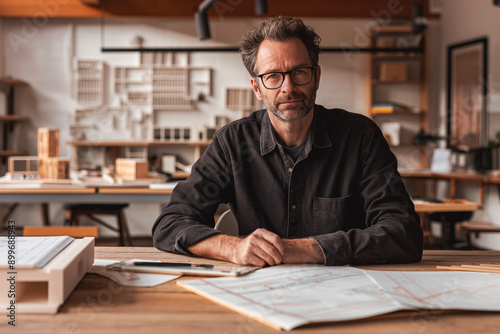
366, 25, 429, 169
67, 140, 211, 173
114, 52, 211, 112
0, 79, 30, 171
75, 60, 103, 107
226, 88, 262, 117
69, 52, 218, 176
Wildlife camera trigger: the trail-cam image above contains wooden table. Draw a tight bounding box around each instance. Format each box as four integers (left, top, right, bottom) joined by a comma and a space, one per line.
401, 170, 499, 248
400, 169, 500, 208
0, 186, 173, 226
2, 248, 499, 334
413, 199, 479, 213
412, 199, 480, 249
0, 184, 476, 209
1, 184, 479, 244
0, 186, 173, 204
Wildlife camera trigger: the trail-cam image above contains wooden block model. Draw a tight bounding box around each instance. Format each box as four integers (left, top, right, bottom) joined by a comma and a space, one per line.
115, 158, 149, 180
38, 128, 60, 179
8, 156, 39, 177
45, 158, 70, 180
38, 128, 59, 158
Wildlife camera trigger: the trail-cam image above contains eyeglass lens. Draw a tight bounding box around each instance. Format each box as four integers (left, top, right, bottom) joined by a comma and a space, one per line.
261, 67, 314, 89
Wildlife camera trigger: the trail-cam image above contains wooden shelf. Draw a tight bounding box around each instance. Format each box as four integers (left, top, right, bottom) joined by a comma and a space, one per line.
0, 150, 28, 157
371, 80, 422, 85
375, 25, 413, 34
0, 115, 29, 122
0, 78, 28, 86
372, 109, 426, 116
367, 25, 429, 170
372, 55, 423, 61
67, 141, 211, 147
173, 171, 190, 179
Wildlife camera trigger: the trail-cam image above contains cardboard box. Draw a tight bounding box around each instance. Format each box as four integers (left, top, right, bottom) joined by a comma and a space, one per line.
379, 62, 407, 82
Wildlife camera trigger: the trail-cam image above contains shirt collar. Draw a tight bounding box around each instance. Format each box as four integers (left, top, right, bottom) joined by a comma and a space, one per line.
260, 105, 332, 156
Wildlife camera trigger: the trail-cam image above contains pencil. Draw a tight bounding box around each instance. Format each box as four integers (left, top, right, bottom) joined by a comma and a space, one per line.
436, 264, 500, 273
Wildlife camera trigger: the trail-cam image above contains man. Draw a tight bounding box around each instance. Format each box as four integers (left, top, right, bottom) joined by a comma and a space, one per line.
152, 16, 423, 267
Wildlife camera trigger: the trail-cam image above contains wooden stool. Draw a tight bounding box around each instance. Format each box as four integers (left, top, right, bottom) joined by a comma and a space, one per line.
429, 210, 473, 249
64, 204, 131, 246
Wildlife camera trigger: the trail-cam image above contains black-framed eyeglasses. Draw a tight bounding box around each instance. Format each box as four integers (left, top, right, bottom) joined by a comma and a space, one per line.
255, 66, 317, 90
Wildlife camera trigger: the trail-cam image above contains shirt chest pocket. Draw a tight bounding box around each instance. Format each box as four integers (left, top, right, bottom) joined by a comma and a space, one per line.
312, 195, 351, 235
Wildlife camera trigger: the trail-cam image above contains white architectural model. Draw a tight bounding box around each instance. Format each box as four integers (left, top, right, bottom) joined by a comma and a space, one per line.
72, 52, 211, 143
75, 60, 104, 107
70, 52, 257, 172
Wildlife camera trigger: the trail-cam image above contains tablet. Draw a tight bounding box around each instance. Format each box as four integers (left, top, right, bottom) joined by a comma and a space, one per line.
106, 260, 259, 277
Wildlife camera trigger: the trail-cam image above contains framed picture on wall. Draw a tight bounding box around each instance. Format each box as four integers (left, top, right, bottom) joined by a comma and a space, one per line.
446, 37, 488, 150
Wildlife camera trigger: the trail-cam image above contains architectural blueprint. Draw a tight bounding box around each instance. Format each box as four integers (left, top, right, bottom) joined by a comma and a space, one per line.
178, 264, 500, 330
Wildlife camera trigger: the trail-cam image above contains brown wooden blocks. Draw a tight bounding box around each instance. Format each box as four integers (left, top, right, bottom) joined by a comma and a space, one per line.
115, 158, 149, 180
38, 128, 60, 159
45, 158, 70, 180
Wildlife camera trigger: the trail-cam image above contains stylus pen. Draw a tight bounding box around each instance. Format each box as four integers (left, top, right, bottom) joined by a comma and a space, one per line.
132, 261, 214, 269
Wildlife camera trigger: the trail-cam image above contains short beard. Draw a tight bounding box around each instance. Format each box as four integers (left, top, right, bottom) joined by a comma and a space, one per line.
258, 86, 316, 122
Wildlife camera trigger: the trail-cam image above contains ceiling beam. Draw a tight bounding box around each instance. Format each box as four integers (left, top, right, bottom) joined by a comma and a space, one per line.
0, 0, 438, 19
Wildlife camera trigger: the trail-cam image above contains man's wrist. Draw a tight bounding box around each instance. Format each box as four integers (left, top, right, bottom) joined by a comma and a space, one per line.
282, 238, 325, 264
187, 234, 240, 263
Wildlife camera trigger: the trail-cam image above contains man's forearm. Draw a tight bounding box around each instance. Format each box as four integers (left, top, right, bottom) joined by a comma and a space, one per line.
187, 234, 239, 262
188, 233, 324, 266
188, 228, 285, 267
282, 238, 325, 264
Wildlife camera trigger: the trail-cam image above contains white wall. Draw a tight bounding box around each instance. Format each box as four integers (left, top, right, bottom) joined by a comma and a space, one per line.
0, 16, 441, 238
439, 0, 500, 249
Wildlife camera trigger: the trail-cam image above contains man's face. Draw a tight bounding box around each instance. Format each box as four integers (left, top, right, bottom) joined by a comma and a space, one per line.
250, 37, 321, 122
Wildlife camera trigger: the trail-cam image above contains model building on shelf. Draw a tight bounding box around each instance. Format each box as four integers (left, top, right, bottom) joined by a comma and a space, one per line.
8, 128, 69, 180
70, 52, 213, 144
115, 158, 149, 180
68, 51, 259, 172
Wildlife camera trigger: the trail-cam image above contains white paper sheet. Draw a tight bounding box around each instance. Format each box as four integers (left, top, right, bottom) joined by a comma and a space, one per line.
179, 265, 500, 331
179, 265, 402, 330
366, 270, 500, 310
0, 236, 74, 268
90, 259, 180, 287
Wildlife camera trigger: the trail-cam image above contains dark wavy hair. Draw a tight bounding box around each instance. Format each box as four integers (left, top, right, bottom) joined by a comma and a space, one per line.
239, 16, 321, 77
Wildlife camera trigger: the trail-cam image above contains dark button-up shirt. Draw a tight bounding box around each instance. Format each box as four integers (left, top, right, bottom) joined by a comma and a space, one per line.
152, 105, 423, 265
